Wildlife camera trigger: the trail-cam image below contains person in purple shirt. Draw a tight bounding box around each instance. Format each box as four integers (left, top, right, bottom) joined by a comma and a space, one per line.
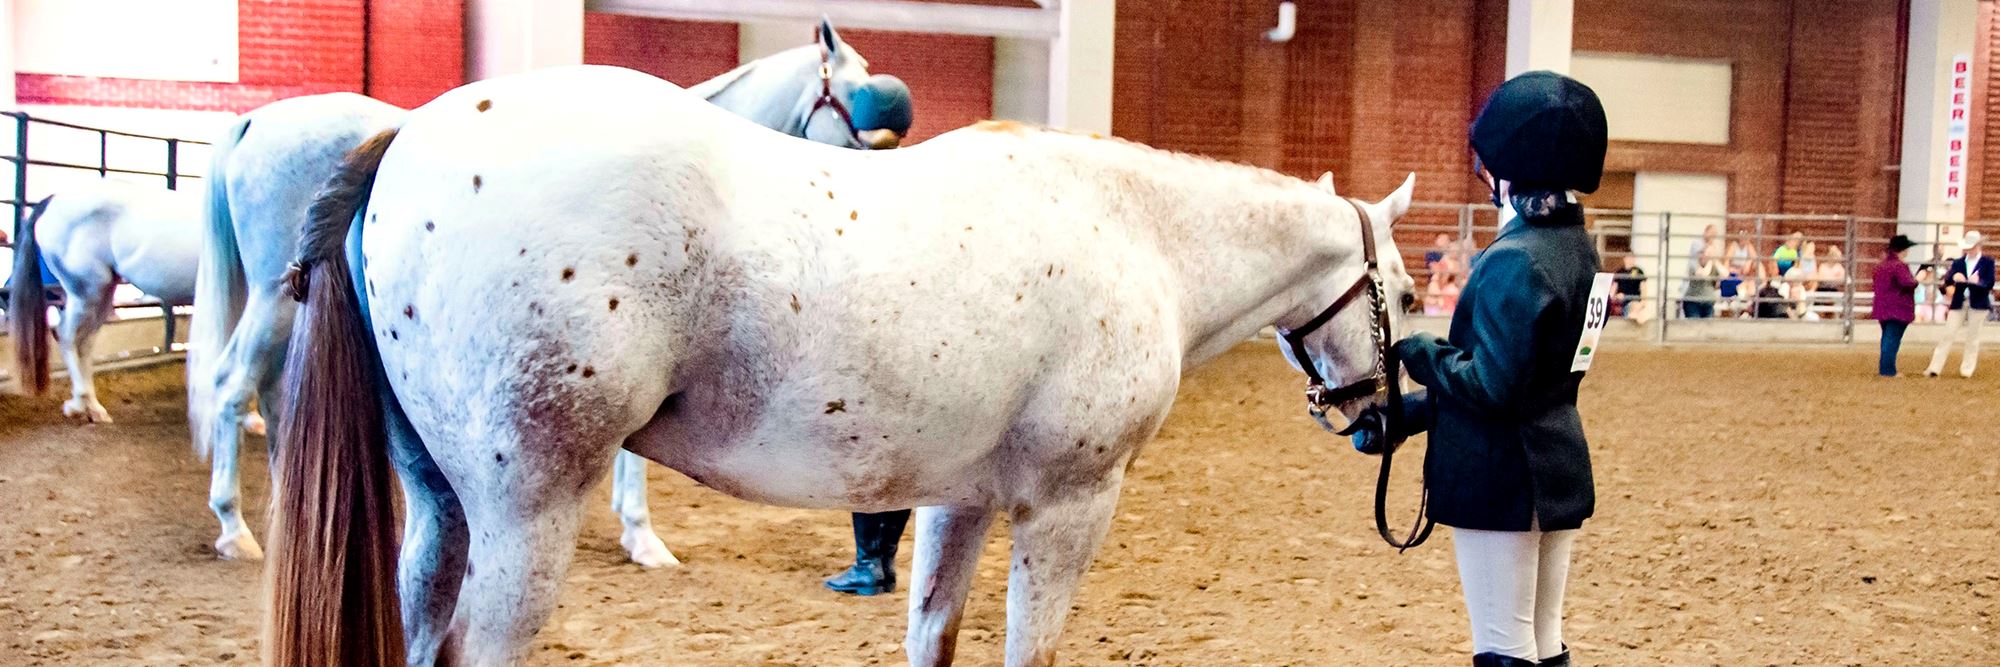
1926, 231, 1993, 378
1872, 235, 1923, 376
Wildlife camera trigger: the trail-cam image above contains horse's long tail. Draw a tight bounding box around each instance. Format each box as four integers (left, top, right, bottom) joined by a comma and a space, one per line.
188, 115, 251, 458
10, 194, 57, 395
263, 127, 403, 667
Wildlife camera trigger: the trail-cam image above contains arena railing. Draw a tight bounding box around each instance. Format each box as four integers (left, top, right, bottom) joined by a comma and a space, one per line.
1401, 202, 2000, 345
2, 110, 210, 355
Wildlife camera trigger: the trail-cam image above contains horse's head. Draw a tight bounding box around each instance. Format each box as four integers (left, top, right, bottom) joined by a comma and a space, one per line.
1277, 173, 1417, 430
803, 19, 914, 150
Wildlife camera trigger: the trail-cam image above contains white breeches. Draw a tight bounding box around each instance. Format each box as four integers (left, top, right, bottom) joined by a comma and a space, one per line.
1454, 527, 1577, 661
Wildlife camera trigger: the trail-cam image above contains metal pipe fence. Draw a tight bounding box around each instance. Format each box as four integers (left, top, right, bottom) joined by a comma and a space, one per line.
1401, 202, 2000, 344
3, 111, 211, 355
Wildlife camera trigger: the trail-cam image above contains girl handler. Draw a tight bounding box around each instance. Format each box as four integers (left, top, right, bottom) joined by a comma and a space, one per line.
1355, 71, 1607, 666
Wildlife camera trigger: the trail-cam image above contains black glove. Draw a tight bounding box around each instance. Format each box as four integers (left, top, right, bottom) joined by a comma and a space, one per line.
1347, 405, 1398, 455
1347, 390, 1434, 455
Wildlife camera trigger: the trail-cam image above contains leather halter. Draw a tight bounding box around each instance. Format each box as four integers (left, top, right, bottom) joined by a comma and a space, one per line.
1276, 198, 1435, 551
805, 34, 863, 147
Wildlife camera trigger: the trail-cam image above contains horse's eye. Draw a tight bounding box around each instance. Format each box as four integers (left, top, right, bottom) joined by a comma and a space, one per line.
1400, 293, 1416, 310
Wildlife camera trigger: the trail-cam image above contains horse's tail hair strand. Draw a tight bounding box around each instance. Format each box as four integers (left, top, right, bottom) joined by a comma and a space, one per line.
262, 127, 405, 667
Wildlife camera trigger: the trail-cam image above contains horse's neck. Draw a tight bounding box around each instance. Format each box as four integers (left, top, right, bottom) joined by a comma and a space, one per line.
1100, 152, 1362, 366
698, 49, 815, 135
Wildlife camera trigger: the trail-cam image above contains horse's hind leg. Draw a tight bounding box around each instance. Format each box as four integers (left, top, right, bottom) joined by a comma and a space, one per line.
445, 433, 619, 665
56, 281, 116, 423
387, 399, 469, 664
1002, 479, 1125, 667
905, 505, 995, 666
611, 450, 678, 567
203, 289, 294, 560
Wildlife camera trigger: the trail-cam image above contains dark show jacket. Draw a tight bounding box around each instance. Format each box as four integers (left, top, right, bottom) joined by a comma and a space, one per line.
1392, 205, 1600, 532
1944, 254, 1995, 311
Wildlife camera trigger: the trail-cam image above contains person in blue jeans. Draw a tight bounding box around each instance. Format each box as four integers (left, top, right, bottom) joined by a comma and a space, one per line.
1871, 235, 1921, 376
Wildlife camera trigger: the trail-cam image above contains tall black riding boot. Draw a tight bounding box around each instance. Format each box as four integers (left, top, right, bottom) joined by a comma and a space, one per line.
822, 510, 911, 596
1539, 646, 1571, 666
1471, 652, 1540, 667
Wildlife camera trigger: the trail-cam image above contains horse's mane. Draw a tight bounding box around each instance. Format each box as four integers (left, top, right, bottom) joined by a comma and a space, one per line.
967, 120, 1319, 194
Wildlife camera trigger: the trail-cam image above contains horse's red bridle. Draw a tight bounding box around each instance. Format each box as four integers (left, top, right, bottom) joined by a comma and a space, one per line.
1277, 198, 1435, 551
805, 35, 863, 147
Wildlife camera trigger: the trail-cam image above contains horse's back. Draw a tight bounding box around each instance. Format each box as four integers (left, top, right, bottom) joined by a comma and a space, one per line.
36, 180, 201, 301
226, 92, 404, 285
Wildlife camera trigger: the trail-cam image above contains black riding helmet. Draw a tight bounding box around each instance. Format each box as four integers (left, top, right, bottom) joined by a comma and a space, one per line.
1470, 71, 1608, 194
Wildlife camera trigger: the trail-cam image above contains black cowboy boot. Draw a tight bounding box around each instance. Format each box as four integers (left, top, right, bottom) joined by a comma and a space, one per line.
823, 510, 910, 596
1539, 646, 1571, 666
1472, 653, 1540, 667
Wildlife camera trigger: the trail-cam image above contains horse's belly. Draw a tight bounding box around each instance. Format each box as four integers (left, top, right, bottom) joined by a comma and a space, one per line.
625, 410, 993, 512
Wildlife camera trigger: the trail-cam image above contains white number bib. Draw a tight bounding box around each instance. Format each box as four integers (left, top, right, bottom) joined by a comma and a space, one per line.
1571, 273, 1613, 372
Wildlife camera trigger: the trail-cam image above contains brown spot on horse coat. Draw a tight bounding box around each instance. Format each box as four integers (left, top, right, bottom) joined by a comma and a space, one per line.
424, 221, 435, 232
476, 99, 492, 112
849, 210, 858, 221
607, 297, 620, 311
472, 175, 482, 192
824, 399, 847, 414
789, 294, 802, 313
561, 268, 574, 282
581, 366, 596, 378
625, 254, 638, 267
403, 305, 414, 319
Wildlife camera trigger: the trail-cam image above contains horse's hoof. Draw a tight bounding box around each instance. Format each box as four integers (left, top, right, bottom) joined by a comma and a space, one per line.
243, 413, 268, 437
216, 534, 265, 561
624, 533, 680, 568
63, 400, 113, 424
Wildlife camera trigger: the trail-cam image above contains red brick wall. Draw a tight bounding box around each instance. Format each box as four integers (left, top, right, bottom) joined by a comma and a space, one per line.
582, 13, 740, 87
1973, 0, 2000, 221
18, 0, 367, 112
365, 0, 465, 109
1114, 0, 1489, 250
841, 29, 993, 143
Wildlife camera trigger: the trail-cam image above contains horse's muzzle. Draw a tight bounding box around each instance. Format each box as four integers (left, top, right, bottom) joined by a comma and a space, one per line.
859, 128, 903, 150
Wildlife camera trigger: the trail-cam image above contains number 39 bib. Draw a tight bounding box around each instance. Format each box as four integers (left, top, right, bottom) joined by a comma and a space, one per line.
1571, 273, 1613, 372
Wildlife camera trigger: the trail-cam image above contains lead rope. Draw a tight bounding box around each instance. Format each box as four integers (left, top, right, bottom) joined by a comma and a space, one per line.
1345, 198, 1435, 551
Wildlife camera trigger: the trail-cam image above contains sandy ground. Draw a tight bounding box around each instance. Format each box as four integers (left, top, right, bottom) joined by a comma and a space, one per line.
1, 343, 1995, 666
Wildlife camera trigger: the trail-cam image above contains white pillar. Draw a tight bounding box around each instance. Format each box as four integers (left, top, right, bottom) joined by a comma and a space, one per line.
2, 0, 16, 107
465, 0, 584, 81
1897, 0, 1977, 233
993, 36, 1049, 124
1505, 0, 1573, 77
1047, 0, 1112, 134
738, 20, 814, 62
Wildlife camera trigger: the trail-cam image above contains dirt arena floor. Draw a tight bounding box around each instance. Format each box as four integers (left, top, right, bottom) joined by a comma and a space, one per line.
2, 343, 1995, 665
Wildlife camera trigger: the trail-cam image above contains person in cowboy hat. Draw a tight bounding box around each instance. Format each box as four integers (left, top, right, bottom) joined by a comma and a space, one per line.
1352, 70, 1605, 667
1872, 235, 1925, 376
1925, 230, 1992, 378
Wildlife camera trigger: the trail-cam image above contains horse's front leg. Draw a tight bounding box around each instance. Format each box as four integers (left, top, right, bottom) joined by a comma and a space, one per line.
611, 450, 679, 567
905, 504, 995, 666
1002, 476, 1126, 667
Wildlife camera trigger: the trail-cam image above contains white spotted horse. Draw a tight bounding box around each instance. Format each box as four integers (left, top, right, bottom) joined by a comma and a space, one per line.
188, 19, 909, 564
266, 66, 1415, 666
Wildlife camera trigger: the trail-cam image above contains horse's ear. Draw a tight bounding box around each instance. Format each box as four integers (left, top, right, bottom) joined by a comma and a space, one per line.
1316, 171, 1336, 195
1378, 172, 1416, 223
819, 17, 845, 62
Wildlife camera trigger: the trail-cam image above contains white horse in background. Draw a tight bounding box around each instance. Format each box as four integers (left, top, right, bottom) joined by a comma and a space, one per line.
265, 65, 1415, 666
7, 180, 267, 430
190, 19, 907, 563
